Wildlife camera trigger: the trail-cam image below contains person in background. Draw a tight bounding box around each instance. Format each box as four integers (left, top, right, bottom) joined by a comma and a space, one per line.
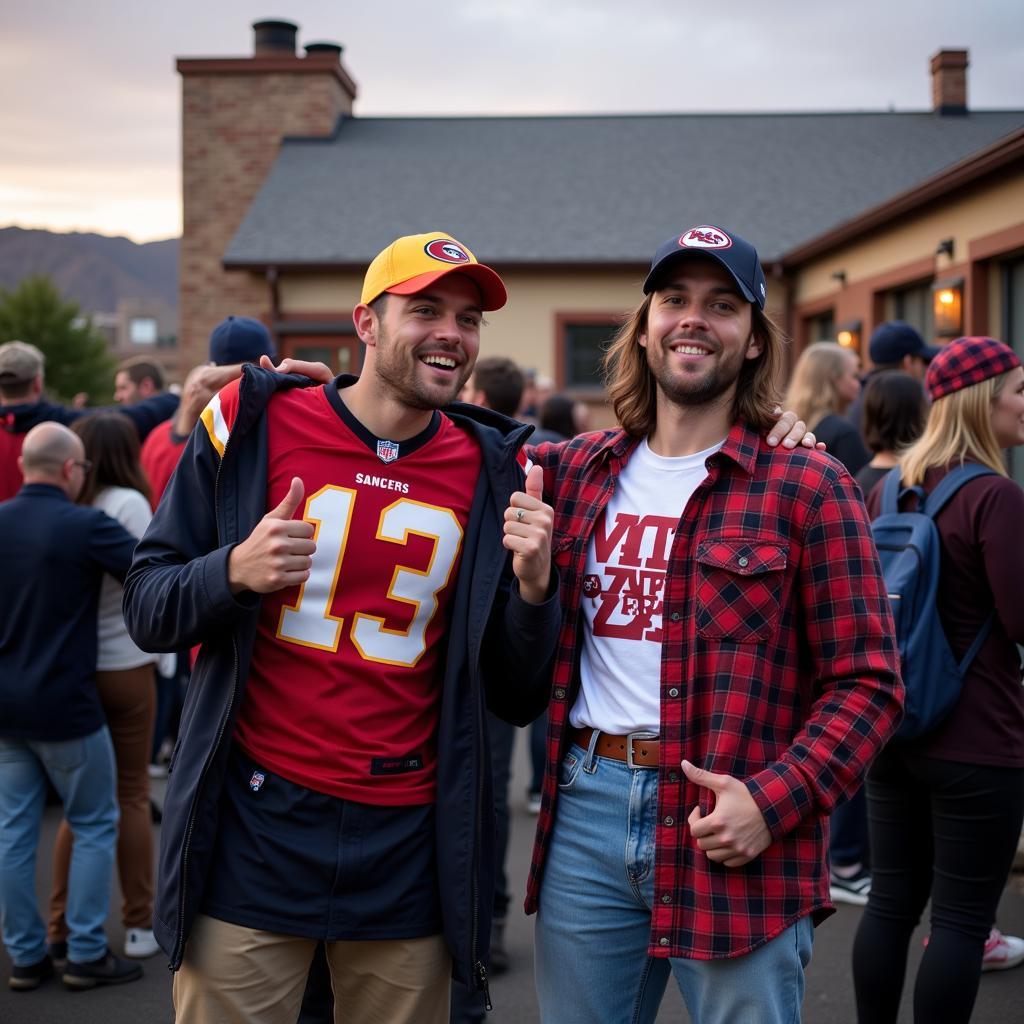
113, 359, 165, 405
787, 341, 876, 902
785, 340, 871, 477
0, 422, 142, 992
140, 315, 275, 510
853, 336, 1024, 1022
846, 321, 938, 440
0, 340, 179, 503
456, 355, 528, 1002
855, 371, 927, 496
45, 414, 169, 965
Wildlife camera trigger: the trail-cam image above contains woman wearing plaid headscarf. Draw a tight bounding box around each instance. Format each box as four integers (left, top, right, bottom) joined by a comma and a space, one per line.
853, 336, 1024, 1023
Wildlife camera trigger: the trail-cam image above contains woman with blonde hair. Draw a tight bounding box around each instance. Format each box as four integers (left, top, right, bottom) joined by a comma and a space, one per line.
852, 336, 1024, 1022
785, 341, 870, 475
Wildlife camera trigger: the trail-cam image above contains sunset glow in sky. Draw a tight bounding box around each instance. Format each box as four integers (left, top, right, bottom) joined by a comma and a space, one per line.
2, 0, 1022, 243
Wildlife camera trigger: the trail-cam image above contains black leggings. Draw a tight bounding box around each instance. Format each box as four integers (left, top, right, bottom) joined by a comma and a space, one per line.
852, 747, 1024, 1023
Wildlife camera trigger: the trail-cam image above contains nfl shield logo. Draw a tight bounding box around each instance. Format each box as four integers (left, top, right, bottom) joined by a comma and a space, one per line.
249, 771, 265, 792
376, 439, 400, 464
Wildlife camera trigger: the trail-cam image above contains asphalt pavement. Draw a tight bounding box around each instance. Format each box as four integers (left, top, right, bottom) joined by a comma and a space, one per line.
2, 731, 1022, 1023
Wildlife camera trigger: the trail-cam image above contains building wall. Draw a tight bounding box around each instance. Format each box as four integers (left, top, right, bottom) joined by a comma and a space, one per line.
789, 167, 1024, 357
178, 63, 352, 368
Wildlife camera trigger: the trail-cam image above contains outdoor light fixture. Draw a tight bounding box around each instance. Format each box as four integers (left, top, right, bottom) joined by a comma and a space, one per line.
830, 270, 847, 286
932, 278, 964, 336
935, 237, 954, 258
836, 321, 862, 350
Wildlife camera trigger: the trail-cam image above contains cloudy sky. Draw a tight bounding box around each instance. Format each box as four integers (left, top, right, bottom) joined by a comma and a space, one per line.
2, 0, 1022, 243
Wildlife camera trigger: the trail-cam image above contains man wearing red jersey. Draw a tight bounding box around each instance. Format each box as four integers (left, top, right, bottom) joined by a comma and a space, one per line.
124, 232, 561, 1023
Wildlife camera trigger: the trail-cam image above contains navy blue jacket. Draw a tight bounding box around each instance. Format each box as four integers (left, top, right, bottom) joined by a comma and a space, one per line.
2, 392, 179, 442
0, 484, 137, 740
122, 367, 560, 990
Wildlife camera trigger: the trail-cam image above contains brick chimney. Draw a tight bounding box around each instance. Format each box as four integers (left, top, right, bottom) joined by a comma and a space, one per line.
931, 49, 968, 115
176, 21, 358, 367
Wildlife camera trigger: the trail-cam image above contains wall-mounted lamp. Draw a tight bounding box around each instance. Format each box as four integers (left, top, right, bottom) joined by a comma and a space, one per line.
932, 278, 964, 336
836, 321, 862, 351
935, 238, 954, 258
830, 270, 847, 286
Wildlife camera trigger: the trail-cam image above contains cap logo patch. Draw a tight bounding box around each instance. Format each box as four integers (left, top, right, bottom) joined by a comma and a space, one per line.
679, 226, 732, 250
424, 238, 471, 264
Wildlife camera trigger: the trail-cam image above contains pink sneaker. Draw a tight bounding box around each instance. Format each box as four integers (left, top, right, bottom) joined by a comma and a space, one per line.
981, 927, 1024, 972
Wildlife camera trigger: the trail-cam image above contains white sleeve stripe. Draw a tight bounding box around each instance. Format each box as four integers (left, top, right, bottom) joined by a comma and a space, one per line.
200, 393, 230, 458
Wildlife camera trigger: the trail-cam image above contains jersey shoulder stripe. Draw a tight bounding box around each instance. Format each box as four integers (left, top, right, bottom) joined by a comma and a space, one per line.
199, 379, 242, 458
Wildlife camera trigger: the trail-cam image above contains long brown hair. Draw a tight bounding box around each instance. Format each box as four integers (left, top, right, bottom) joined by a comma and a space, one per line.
71, 413, 152, 506
603, 297, 786, 437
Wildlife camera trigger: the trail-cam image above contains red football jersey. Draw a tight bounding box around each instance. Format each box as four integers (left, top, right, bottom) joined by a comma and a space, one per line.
206, 381, 483, 805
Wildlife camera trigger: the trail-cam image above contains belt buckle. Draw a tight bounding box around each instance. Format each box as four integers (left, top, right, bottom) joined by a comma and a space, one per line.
626, 730, 658, 769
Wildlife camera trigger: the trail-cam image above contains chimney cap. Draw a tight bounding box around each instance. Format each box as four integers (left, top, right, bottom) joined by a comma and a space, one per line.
304, 42, 344, 59
252, 19, 299, 55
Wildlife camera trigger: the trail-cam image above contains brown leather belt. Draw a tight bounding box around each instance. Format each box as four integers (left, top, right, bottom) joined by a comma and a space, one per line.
570, 727, 660, 768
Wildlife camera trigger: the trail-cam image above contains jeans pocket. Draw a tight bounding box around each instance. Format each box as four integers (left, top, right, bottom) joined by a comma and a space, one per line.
558, 750, 583, 791
41, 736, 88, 773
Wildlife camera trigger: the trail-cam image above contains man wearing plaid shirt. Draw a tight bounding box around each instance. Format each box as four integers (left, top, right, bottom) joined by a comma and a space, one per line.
524, 224, 904, 1024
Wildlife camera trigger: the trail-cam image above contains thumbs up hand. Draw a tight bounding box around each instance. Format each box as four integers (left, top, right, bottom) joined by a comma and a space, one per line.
227, 477, 317, 594
504, 463, 554, 605
682, 760, 773, 868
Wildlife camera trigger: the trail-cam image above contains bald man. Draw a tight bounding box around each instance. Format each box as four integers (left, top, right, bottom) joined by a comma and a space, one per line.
0, 423, 143, 992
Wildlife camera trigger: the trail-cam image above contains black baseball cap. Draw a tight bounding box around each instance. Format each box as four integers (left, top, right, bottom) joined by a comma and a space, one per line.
643, 225, 767, 310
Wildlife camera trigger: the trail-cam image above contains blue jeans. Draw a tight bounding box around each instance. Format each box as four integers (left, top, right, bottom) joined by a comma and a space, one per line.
0, 727, 118, 965
535, 740, 813, 1024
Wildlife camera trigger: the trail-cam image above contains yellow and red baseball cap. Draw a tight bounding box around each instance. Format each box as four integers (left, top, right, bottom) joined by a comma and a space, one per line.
360, 232, 508, 310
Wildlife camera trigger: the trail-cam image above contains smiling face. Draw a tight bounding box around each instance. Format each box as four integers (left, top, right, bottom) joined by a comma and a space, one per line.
990, 365, 1024, 449
361, 274, 483, 412
639, 257, 761, 411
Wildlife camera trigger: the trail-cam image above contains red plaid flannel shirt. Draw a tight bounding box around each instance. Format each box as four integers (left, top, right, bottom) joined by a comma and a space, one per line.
524, 421, 903, 958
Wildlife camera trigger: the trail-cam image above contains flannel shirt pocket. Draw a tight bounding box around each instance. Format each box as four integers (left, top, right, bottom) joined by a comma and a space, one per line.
695, 538, 787, 642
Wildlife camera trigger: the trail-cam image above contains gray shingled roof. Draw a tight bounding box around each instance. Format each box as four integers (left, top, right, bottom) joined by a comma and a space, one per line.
224, 111, 1024, 268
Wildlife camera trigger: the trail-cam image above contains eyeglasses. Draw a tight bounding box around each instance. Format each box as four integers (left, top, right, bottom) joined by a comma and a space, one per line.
73, 459, 93, 473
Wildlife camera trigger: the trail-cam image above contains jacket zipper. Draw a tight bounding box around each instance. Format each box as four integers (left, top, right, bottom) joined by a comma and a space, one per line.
171, 431, 240, 969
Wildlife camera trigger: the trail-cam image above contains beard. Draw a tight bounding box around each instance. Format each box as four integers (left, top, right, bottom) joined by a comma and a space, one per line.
647, 331, 751, 410
372, 325, 473, 412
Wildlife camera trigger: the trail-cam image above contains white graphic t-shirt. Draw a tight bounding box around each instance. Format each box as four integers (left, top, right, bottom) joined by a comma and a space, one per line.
569, 437, 724, 734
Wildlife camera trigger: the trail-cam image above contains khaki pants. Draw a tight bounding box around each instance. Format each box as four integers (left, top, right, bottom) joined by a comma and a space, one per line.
173, 914, 451, 1024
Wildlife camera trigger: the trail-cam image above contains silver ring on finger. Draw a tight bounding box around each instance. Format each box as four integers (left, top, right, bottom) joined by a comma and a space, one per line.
515, 508, 525, 522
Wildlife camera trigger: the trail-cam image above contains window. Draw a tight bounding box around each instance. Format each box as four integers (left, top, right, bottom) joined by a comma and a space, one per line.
560, 319, 620, 390
884, 282, 934, 341
129, 317, 158, 345
805, 311, 835, 343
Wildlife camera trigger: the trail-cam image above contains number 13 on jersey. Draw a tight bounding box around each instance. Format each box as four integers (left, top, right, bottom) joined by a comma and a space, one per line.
276, 485, 463, 667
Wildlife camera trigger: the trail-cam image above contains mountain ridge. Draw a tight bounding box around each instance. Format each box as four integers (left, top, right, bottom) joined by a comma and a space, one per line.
0, 226, 178, 315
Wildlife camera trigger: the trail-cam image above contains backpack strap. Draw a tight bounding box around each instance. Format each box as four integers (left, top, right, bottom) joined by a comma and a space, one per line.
880, 466, 905, 515
958, 612, 995, 675
922, 463, 997, 519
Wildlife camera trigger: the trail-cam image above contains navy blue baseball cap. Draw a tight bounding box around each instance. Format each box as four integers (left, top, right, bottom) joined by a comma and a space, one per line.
208, 316, 277, 365
868, 320, 941, 366
643, 225, 767, 310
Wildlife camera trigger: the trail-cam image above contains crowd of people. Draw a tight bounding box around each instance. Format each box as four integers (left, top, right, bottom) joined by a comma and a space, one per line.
0, 223, 1021, 1024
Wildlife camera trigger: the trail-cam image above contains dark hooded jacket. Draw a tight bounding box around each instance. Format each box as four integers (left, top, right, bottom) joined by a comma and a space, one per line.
122, 366, 559, 991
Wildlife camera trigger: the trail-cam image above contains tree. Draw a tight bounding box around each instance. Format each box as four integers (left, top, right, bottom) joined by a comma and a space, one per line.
0, 275, 115, 403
